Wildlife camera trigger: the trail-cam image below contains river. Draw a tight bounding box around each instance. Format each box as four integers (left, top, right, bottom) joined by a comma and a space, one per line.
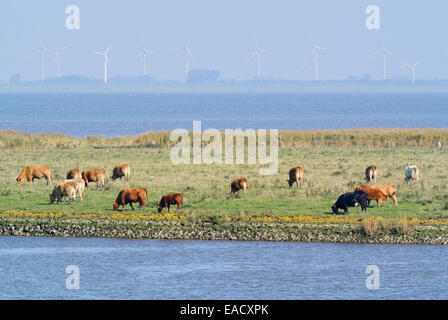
0, 236, 446, 299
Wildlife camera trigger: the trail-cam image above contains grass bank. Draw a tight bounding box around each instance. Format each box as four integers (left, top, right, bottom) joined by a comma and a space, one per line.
0, 129, 447, 243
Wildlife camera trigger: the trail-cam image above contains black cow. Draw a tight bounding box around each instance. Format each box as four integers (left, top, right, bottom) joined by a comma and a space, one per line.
331, 190, 368, 214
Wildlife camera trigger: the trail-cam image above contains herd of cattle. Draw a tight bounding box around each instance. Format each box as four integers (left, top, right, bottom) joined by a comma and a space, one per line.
14, 163, 420, 214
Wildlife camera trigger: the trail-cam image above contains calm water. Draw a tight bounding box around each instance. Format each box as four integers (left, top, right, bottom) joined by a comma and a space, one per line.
0, 92, 447, 137
0, 236, 447, 299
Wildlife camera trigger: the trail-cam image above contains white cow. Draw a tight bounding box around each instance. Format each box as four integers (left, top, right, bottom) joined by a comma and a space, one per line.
405, 166, 419, 184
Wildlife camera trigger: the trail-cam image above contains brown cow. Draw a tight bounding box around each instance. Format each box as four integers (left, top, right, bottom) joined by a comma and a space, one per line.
113, 188, 149, 211
67, 168, 82, 180
157, 193, 183, 213
111, 164, 131, 181
50, 180, 77, 204
356, 183, 398, 207
231, 178, 248, 196
16, 165, 52, 185
287, 166, 304, 187
82, 168, 106, 188
365, 165, 378, 184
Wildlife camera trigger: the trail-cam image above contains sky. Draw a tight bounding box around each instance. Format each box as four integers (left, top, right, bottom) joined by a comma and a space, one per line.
0, 0, 447, 82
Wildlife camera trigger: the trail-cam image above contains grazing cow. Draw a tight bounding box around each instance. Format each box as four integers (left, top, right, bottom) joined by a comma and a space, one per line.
287, 166, 304, 187
66, 168, 82, 180
356, 183, 398, 207
111, 163, 131, 181
113, 188, 149, 211
16, 165, 52, 186
405, 165, 419, 184
157, 193, 183, 213
365, 165, 378, 184
332, 190, 368, 214
50, 180, 77, 204
65, 178, 85, 201
82, 168, 106, 188
231, 178, 249, 196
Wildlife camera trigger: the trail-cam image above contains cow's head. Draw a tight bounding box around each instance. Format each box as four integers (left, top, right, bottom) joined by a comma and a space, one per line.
157, 205, 163, 213
49, 193, 56, 204
113, 202, 119, 211
16, 176, 24, 185
331, 204, 338, 214
287, 179, 294, 187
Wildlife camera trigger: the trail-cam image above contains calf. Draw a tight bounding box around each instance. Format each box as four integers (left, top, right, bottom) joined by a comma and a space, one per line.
82, 168, 106, 188
16, 165, 52, 186
332, 190, 368, 214
113, 188, 149, 211
67, 168, 82, 180
157, 193, 183, 213
405, 165, 419, 184
287, 166, 304, 187
111, 163, 131, 181
231, 178, 248, 196
50, 181, 77, 204
365, 165, 378, 184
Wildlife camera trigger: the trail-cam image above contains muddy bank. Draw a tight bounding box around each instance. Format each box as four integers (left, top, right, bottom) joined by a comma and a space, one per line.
1, 217, 448, 244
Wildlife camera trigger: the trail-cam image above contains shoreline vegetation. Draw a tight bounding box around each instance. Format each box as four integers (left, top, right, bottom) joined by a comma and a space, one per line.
1, 128, 448, 244
1, 128, 447, 150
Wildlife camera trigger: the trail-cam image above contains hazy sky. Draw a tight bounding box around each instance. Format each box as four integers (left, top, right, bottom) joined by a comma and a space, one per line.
0, 0, 446, 81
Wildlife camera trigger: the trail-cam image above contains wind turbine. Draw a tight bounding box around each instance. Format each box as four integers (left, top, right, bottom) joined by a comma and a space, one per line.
373, 34, 393, 80
404, 61, 421, 85
136, 37, 156, 76
52, 44, 71, 77
305, 42, 327, 81
93, 45, 112, 84
33, 37, 52, 81
250, 47, 270, 77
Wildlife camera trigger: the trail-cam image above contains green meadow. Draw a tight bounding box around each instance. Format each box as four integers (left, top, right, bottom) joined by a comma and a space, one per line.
1, 141, 447, 220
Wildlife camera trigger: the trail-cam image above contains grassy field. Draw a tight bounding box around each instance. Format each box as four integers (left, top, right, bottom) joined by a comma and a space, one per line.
1, 142, 447, 220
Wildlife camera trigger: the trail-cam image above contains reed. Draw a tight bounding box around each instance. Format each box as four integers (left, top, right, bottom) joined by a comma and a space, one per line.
1, 128, 447, 150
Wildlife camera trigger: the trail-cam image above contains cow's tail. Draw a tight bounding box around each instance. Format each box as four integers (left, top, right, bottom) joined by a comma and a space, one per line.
146, 189, 150, 205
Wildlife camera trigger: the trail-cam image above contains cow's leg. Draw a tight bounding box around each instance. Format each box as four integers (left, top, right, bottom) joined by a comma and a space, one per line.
167, 204, 170, 212
130, 203, 135, 211
392, 195, 398, 206
342, 203, 349, 214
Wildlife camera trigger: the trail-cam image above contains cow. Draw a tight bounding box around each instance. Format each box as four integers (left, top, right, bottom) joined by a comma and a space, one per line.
65, 178, 85, 201
231, 178, 249, 196
113, 188, 149, 211
50, 180, 77, 204
82, 168, 106, 188
16, 165, 52, 186
356, 183, 398, 207
287, 166, 304, 187
111, 163, 131, 181
157, 193, 183, 213
405, 165, 419, 184
365, 165, 378, 184
331, 190, 368, 214
66, 168, 82, 180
